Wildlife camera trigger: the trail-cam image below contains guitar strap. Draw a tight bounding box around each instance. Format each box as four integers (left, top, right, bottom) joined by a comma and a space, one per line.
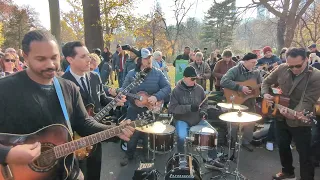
296, 67, 312, 110
53, 77, 73, 137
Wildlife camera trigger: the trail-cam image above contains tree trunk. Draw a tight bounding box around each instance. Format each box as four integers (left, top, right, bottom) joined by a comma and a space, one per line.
48, 0, 61, 46
277, 18, 286, 54
82, 0, 103, 51
284, 20, 298, 49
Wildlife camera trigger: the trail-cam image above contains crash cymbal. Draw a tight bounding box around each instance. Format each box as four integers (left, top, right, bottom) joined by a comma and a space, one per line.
136, 121, 175, 134
219, 111, 262, 123
217, 103, 248, 110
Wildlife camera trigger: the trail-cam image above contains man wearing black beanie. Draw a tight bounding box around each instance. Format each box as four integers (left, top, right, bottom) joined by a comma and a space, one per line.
220, 53, 263, 152
168, 66, 225, 170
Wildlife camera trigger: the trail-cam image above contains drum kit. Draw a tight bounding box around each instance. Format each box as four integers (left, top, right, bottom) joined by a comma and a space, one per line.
135, 97, 262, 180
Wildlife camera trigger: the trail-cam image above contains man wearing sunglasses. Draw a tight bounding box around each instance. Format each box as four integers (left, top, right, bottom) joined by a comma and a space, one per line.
168, 66, 225, 171
262, 48, 320, 180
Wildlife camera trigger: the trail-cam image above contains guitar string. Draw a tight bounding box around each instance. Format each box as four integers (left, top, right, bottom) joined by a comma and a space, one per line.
41, 121, 146, 160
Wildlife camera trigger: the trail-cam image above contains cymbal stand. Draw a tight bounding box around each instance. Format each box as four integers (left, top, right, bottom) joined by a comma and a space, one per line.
211, 95, 237, 180
233, 122, 247, 180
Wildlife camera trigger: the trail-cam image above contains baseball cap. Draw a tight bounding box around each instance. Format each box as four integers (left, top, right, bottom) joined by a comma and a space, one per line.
141, 48, 152, 58
308, 44, 316, 49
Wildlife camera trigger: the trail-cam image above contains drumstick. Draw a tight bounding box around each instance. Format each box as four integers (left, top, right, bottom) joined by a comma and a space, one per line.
199, 91, 213, 107
189, 156, 193, 177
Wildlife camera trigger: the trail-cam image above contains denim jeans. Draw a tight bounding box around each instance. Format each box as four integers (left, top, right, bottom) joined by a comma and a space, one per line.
176, 120, 217, 160
117, 71, 124, 88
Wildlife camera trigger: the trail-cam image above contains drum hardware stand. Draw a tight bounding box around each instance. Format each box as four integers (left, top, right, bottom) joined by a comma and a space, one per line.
211, 111, 248, 180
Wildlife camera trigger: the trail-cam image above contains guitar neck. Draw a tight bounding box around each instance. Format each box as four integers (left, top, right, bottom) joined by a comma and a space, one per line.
274, 104, 297, 116
53, 121, 142, 158
93, 78, 144, 122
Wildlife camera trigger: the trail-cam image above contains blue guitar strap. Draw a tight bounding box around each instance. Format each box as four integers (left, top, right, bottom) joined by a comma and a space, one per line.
53, 77, 73, 137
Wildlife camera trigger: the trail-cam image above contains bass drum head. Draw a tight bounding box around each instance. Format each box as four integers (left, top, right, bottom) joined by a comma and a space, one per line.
165, 167, 201, 180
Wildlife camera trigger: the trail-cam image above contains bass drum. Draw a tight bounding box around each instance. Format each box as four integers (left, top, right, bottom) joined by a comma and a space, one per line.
165, 153, 201, 180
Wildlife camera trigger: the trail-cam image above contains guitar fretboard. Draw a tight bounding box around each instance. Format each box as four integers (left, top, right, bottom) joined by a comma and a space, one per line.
53, 120, 143, 158
93, 76, 144, 122
274, 104, 297, 116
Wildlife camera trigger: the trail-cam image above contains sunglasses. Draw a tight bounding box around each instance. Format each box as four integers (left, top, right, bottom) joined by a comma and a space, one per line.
190, 77, 197, 81
288, 61, 304, 69
4, 59, 16, 63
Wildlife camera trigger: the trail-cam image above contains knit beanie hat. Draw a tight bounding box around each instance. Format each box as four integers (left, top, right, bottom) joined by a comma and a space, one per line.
263, 46, 272, 54
183, 66, 197, 77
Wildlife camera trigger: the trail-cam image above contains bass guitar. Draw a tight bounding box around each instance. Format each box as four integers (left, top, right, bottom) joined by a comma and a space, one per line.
0, 112, 155, 180
261, 95, 317, 124
74, 68, 149, 160
223, 79, 260, 104
125, 91, 164, 112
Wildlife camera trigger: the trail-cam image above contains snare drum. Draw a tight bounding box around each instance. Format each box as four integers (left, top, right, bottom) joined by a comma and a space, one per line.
165, 153, 201, 180
189, 125, 217, 150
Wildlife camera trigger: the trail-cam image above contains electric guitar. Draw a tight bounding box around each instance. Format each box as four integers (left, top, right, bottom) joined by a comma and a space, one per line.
0, 112, 155, 180
223, 79, 260, 104
74, 68, 149, 160
261, 95, 317, 124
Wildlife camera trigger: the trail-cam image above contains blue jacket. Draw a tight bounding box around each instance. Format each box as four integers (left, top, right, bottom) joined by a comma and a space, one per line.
256, 55, 282, 67
121, 67, 171, 109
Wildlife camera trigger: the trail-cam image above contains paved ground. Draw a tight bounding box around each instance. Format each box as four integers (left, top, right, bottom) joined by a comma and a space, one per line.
100, 141, 320, 180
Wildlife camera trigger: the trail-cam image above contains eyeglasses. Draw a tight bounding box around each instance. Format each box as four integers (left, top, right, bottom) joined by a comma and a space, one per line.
4, 59, 15, 63
288, 61, 304, 69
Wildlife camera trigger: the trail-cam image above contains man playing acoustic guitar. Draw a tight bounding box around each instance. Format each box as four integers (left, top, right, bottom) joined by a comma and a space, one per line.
220, 53, 263, 152
262, 48, 320, 180
0, 30, 134, 180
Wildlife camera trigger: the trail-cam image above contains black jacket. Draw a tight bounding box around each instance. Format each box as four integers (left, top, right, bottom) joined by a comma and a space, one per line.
62, 71, 113, 113
0, 70, 111, 179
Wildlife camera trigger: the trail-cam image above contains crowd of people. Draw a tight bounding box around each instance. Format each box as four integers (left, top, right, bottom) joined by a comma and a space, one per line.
0, 29, 320, 180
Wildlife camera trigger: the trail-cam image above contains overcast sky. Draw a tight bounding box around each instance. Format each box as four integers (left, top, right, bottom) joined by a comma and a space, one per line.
12, 0, 253, 29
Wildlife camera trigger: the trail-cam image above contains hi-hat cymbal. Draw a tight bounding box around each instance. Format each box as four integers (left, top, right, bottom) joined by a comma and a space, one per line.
136, 121, 175, 134
219, 111, 262, 123
217, 103, 248, 110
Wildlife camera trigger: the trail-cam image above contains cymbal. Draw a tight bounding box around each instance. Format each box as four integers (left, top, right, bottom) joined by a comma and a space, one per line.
219, 111, 262, 123
217, 103, 248, 110
136, 121, 175, 134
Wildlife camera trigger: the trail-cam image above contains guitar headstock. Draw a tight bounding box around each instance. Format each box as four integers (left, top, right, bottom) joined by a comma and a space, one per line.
135, 111, 156, 127
303, 110, 317, 125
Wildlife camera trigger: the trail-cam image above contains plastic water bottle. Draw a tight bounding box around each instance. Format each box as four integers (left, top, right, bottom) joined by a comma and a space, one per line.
109, 172, 116, 180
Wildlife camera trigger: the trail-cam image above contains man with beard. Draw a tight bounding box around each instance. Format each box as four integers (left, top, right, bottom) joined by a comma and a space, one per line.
110, 48, 171, 166
0, 30, 134, 180
189, 52, 211, 91
61, 41, 127, 180
262, 48, 320, 180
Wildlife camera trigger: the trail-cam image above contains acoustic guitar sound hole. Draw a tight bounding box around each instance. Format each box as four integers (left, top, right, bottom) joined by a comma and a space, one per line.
29, 142, 58, 172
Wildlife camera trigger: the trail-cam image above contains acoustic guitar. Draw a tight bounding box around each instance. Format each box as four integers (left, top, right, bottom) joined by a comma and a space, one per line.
125, 91, 164, 112
0, 112, 155, 180
74, 69, 149, 160
223, 79, 260, 104
261, 95, 316, 124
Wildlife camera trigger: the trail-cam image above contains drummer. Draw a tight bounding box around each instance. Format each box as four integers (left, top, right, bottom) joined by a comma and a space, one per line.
168, 66, 224, 170
220, 53, 263, 152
